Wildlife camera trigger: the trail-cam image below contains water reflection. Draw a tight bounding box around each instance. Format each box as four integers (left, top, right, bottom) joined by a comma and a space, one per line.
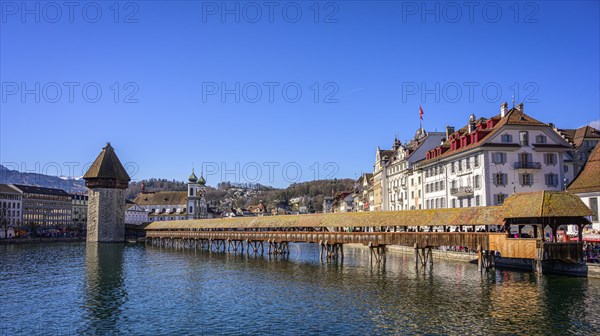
2, 243, 600, 335
81, 243, 127, 335
540, 276, 591, 333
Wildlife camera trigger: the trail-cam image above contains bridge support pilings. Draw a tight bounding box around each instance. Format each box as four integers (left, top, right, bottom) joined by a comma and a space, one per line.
369, 242, 386, 265
319, 240, 343, 262
414, 244, 432, 270
208, 239, 226, 253
245, 240, 264, 255
477, 245, 497, 272
267, 240, 289, 255
534, 245, 544, 275
227, 239, 245, 253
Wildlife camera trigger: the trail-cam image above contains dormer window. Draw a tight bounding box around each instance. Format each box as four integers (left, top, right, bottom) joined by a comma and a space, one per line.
536, 135, 547, 144
519, 131, 529, 146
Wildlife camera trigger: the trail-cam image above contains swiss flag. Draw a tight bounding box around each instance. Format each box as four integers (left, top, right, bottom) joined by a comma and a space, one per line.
419, 106, 424, 120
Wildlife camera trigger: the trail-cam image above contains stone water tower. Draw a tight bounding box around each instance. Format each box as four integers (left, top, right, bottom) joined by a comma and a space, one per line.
83, 143, 131, 242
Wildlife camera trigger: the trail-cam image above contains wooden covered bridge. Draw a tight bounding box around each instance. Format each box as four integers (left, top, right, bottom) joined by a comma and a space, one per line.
145, 191, 592, 273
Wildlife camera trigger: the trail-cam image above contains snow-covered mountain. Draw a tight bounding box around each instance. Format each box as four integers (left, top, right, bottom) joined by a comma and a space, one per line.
0, 164, 87, 193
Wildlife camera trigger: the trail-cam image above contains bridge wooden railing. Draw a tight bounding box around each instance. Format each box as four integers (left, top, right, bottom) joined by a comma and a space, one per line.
544, 242, 584, 262
146, 230, 490, 250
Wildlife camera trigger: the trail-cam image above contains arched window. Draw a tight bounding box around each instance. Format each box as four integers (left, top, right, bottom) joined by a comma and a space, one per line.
190, 206, 193, 213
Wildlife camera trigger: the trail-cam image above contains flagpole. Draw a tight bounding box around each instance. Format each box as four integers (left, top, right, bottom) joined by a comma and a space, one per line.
419, 105, 424, 131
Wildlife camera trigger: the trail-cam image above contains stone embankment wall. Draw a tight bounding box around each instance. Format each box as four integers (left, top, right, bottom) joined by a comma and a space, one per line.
386, 245, 477, 262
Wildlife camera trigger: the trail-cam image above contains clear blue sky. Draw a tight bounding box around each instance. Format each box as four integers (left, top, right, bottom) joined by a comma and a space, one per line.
1, 1, 599, 187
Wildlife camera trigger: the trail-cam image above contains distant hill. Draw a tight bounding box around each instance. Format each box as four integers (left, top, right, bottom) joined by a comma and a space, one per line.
0, 164, 87, 193
127, 178, 356, 213
126, 179, 188, 199
257, 179, 356, 212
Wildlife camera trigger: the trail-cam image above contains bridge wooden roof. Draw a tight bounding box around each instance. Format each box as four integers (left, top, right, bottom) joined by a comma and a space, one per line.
146, 206, 505, 230
145, 191, 592, 231
502, 191, 592, 218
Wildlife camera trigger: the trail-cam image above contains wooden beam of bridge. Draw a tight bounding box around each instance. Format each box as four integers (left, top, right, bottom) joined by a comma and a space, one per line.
145, 230, 490, 250
145, 206, 504, 231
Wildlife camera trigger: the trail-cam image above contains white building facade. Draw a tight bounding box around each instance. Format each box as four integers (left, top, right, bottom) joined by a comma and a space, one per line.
382, 130, 445, 211
0, 184, 22, 238
421, 104, 571, 209
125, 204, 149, 225
133, 170, 210, 222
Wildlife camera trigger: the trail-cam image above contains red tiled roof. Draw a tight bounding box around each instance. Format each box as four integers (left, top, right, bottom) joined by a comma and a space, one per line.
558, 126, 600, 149
420, 108, 549, 165
568, 143, 600, 194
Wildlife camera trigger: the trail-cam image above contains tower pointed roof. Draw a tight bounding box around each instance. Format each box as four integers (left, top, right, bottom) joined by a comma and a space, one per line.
198, 173, 206, 186
83, 143, 131, 189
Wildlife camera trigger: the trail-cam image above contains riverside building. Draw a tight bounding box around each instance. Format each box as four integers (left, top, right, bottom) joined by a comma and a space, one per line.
132, 169, 210, 221
419, 103, 572, 208
10, 184, 72, 230
0, 184, 22, 238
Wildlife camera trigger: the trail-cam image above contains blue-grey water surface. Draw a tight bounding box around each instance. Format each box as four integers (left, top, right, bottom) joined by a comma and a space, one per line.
1, 242, 600, 335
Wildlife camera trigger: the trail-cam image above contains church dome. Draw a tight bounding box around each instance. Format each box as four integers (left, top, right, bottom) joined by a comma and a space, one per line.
188, 169, 198, 183
198, 174, 206, 185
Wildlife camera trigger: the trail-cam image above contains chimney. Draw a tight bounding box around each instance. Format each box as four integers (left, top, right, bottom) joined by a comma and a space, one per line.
500, 102, 508, 117
446, 126, 455, 140
517, 103, 524, 112
468, 114, 476, 133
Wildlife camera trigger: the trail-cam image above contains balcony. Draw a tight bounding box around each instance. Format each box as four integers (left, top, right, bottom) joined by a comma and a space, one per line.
457, 167, 473, 176
450, 186, 474, 197
514, 161, 541, 169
